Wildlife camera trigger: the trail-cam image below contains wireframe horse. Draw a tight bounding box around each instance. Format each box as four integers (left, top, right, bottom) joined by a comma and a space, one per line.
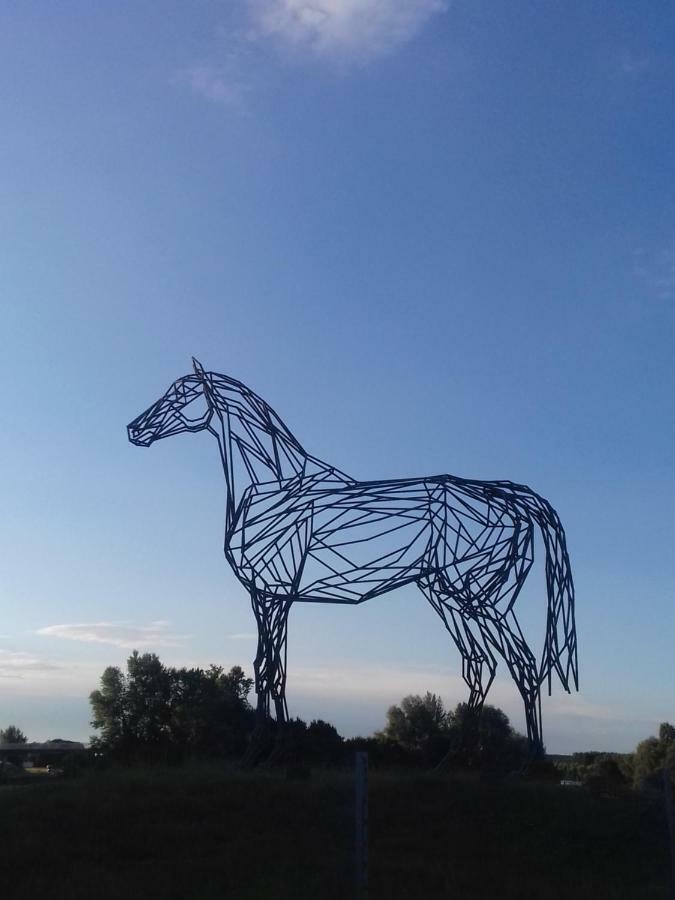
128, 359, 578, 754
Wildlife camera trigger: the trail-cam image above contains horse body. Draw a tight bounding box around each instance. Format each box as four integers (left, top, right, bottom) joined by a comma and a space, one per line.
229, 475, 524, 605
128, 361, 578, 754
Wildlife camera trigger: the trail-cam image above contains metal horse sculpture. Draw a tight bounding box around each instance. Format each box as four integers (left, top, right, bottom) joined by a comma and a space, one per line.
128, 360, 577, 754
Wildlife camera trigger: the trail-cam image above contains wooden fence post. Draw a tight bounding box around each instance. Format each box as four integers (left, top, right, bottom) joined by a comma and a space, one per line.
663, 768, 675, 900
355, 751, 369, 900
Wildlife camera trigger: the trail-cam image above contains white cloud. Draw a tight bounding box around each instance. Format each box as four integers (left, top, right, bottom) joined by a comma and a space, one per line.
248, 0, 448, 64
176, 63, 246, 107
620, 51, 650, 76
227, 632, 257, 640
545, 693, 616, 722
36, 621, 189, 650
0, 650, 62, 679
634, 244, 675, 301
288, 661, 525, 718
287, 662, 627, 725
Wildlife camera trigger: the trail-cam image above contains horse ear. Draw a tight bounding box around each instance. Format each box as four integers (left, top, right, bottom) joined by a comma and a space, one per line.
191, 357, 214, 411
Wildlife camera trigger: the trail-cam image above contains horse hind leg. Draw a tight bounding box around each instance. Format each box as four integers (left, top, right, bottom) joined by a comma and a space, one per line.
419, 577, 497, 714
474, 607, 544, 757
481, 528, 544, 756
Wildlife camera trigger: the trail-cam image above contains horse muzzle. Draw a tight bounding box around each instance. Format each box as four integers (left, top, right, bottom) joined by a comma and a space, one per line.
127, 422, 154, 447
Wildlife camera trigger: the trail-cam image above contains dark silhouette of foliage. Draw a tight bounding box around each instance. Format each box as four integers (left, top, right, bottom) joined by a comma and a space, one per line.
446, 703, 529, 770
559, 751, 633, 787
633, 722, 675, 788
306, 719, 344, 763
376, 695, 529, 769
90, 652, 254, 762
584, 756, 630, 793
0, 725, 28, 744
0, 725, 28, 766
343, 735, 414, 768
376, 692, 452, 765
264, 718, 346, 767
378, 693, 448, 753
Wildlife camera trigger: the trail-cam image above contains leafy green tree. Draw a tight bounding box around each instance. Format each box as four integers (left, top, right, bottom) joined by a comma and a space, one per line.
377, 692, 450, 761
90, 652, 254, 762
448, 703, 528, 769
306, 719, 344, 762
125, 651, 173, 751
169, 664, 254, 756
377, 695, 529, 769
90, 654, 171, 760
0, 725, 27, 744
90, 665, 130, 751
633, 722, 675, 787
585, 756, 629, 791
561, 751, 633, 786
0, 725, 28, 766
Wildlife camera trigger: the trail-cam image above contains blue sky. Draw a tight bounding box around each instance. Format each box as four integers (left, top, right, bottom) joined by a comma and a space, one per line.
1, 1, 673, 752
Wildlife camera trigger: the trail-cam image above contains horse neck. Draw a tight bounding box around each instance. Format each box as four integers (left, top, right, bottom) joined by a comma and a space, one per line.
209, 399, 324, 525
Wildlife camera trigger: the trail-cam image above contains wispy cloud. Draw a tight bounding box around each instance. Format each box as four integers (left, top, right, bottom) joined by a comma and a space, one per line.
247, 0, 448, 65
619, 51, 651, 76
290, 661, 480, 703
545, 693, 617, 722
176, 62, 247, 108
287, 662, 647, 750
0, 650, 62, 680
227, 632, 257, 640
634, 244, 675, 301
36, 621, 189, 650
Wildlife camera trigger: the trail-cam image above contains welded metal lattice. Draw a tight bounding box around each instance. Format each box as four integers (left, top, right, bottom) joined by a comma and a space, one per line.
128, 360, 578, 754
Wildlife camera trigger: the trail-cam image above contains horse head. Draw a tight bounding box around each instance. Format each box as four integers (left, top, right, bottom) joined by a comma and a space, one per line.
127, 358, 213, 447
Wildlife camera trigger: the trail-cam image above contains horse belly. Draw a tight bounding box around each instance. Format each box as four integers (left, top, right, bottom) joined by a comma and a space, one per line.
297, 491, 432, 603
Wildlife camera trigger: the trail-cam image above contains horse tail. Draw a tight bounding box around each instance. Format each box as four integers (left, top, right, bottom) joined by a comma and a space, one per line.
531, 498, 578, 695
500, 483, 577, 695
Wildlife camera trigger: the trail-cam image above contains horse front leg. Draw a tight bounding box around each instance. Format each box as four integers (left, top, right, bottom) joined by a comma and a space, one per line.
250, 590, 292, 725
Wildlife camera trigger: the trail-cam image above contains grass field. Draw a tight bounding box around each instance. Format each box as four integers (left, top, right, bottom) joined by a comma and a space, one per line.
0, 764, 671, 899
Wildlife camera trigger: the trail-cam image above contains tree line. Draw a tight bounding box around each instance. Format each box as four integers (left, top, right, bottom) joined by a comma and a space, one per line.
557, 723, 675, 790
3, 651, 674, 785
84, 652, 533, 768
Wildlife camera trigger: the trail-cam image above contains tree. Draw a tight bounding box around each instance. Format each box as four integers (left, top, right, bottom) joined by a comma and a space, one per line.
306, 719, 344, 762
169, 664, 254, 756
0, 725, 28, 766
377, 693, 450, 760
377, 695, 529, 769
90, 652, 255, 762
448, 703, 528, 769
90, 653, 172, 760
0, 725, 27, 744
261, 717, 345, 767
633, 722, 675, 787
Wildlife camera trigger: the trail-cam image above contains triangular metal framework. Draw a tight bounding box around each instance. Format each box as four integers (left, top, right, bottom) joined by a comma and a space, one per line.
128, 362, 578, 755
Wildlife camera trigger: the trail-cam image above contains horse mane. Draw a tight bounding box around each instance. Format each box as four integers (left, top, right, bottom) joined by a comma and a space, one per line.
207, 372, 350, 486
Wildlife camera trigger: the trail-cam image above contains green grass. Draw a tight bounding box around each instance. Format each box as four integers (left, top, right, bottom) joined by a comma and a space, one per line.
0, 764, 671, 899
